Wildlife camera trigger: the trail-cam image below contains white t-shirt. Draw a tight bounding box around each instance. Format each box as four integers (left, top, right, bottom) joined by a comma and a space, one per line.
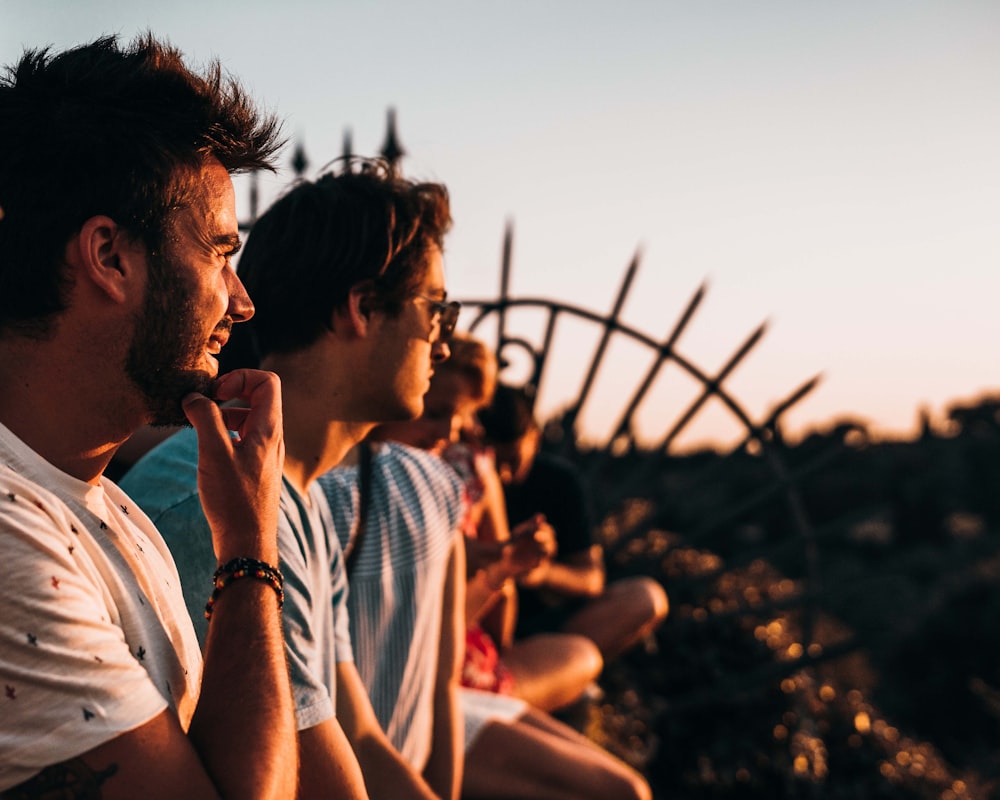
0, 423, 202, 791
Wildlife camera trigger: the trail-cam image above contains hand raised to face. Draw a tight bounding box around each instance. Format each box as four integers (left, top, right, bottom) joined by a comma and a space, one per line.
182, 368, 285, 566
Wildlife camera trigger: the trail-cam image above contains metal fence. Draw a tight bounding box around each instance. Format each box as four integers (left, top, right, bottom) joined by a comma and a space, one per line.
237, 113, 853, 715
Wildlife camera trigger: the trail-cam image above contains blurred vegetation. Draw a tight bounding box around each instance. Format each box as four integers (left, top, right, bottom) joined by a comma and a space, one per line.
564, 395, 1000, 799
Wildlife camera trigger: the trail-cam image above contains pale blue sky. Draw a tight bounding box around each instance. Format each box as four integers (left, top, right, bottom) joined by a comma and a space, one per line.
3, 1, 999, 450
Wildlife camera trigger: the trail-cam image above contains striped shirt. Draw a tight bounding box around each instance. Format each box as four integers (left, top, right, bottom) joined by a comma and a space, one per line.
319, 441, 463, 770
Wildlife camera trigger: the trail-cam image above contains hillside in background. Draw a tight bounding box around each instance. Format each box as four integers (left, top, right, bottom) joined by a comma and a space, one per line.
566, 394, 1000, 799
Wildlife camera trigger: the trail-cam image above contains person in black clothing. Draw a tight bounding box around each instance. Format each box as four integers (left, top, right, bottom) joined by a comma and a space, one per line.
480, 384, 669, 660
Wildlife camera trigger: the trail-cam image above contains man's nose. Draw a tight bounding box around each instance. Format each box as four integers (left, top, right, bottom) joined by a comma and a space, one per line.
226, 268, 255, 322
431, 339, 450, 363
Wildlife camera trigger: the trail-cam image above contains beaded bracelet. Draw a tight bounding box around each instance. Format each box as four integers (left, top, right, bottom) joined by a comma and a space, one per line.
205, 557, 285, 620
212, 557, 283, 584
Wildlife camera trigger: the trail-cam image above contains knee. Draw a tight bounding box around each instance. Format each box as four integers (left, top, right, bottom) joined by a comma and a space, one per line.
604, 766, 653, 800
630, 773, 654, 800
632, 773, 654, 800
618, 576, 669, 628
642, 576, 669, 627
565, 634, 604, 682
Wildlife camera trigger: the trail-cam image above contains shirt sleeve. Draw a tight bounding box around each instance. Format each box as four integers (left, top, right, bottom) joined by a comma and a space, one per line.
142, 495, 216, 648
0, 479, 167, 791
277, 508, 337, 730
314, 473, 358, 666
329, 542, 354, 664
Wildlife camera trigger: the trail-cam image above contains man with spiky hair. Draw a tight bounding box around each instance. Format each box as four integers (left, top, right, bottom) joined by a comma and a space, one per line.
0, 34, 297, 798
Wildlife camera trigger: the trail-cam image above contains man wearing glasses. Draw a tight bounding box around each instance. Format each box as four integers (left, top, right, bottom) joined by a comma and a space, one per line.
122, 161, 463, 800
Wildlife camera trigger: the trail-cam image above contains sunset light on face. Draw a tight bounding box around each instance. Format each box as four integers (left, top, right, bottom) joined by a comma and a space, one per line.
6, 0, 998, 451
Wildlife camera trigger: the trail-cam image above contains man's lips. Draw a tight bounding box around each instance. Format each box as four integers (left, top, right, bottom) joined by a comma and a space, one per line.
207, 335, 227, 355
207, 320, 233, 354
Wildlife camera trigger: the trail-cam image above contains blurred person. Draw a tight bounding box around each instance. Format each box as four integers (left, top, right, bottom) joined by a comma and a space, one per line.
349, 333, 651, 800
122, 161, 461, 800
0, 34, 297, 798
480, 384, 669, 661
394, 333, 604, 712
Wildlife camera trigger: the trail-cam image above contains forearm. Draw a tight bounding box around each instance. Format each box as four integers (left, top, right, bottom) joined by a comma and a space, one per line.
534, 560, 604, 597
465, 565, 506, 623
337, 663, 435, 800
476, 462, 512, 545
298, 718, 369, 800
524, 545, 606, 598
424, 540, 465, 800
422, 681, 461, 800
354, 733, 437, 800
191, 579, 298, 800
183, 371, 297, 798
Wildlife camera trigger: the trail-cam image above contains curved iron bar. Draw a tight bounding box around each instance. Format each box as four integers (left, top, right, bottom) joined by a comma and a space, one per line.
603, 281, 708, 456
557, 250, 642, 453
603, 374, 826, 563
459, 288, 825, 659
463, 297, 777, 450
239, 143, 830, 710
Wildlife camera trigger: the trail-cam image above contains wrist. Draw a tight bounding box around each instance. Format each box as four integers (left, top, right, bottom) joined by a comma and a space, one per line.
483, 563, 508, 592
205, 557, 284, 620
214, 534, 279, 567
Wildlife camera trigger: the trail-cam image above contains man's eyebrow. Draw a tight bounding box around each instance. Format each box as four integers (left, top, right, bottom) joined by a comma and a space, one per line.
215, 233, 243, 255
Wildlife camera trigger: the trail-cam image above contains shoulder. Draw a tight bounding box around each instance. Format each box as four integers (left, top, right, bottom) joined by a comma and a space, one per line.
0, 470, 90, 591
120, 429, 200, 520
0, 465, 83, 535
380, 442, 464, 512
385, 441, 460, 481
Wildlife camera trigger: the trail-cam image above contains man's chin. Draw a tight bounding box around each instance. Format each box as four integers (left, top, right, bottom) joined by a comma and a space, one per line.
381, 397, 424, 425
144, 370, 214, 427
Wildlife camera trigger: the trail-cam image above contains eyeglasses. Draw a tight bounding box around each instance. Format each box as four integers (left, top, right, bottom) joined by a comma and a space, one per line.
416, 294, 461, 341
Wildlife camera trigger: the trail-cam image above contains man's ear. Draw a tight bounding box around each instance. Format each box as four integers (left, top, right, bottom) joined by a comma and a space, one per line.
335, 282, 376, 338
67, 215, 144, 305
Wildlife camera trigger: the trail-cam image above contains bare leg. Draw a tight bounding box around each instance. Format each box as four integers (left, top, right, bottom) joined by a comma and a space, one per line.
561, 577, 668, 661
463, 706, 651, 800
503, 633, 602, 712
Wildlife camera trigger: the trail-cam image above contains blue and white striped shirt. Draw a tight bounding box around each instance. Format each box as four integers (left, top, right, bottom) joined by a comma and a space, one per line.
319, 441, 463, 770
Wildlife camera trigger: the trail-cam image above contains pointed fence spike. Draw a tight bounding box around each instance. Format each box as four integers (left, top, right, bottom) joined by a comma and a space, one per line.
562, 249, 643, 448
342, 128, 353, 164
605, 280, 709, 447
380, 107, 406, 168
496, 220, 514, 368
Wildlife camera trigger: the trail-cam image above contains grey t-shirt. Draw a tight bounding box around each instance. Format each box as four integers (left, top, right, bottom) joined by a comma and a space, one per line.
121, 427, 352, 730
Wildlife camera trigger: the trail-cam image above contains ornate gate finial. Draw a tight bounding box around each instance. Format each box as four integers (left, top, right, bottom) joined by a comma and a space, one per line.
380, 107, 406, 169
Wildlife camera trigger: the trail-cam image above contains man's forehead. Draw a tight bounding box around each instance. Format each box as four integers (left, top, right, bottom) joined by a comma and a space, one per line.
191, 159, 237, 213
169, 160, 239, 239
419, 244, 446, 293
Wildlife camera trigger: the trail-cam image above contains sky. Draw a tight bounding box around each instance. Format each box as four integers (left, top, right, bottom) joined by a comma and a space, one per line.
3, 0, 999, 452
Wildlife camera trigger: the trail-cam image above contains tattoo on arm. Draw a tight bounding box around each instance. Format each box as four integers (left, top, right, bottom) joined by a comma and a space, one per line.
1, 758, 119, 799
